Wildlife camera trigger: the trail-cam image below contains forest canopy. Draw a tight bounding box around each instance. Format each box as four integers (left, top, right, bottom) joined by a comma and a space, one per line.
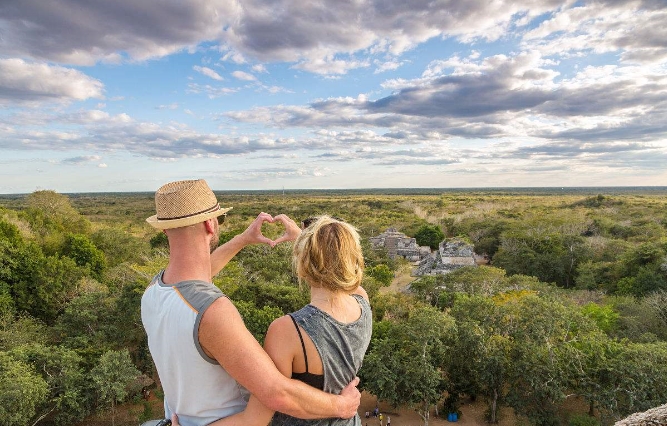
0, 188, 666, 425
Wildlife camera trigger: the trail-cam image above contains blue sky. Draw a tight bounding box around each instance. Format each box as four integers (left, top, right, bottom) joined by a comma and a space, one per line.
1, 0, 666, 193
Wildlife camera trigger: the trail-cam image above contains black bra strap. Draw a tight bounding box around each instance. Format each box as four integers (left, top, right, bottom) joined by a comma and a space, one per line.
288, 314, 309, 373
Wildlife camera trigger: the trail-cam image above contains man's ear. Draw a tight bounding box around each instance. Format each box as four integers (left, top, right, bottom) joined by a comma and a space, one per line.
203, 218, 217, 235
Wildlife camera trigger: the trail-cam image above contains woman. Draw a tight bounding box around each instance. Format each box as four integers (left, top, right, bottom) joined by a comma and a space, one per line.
176, 214, 372, 426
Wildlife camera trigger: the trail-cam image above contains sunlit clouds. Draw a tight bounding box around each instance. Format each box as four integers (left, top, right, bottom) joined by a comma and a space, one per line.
0, 0, 665, 192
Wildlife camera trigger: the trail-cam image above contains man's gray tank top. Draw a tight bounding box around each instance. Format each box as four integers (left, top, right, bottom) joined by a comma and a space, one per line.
271, 294, 372, 426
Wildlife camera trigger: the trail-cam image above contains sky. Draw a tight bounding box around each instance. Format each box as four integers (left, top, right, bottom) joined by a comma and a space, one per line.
1, 0, 666, 193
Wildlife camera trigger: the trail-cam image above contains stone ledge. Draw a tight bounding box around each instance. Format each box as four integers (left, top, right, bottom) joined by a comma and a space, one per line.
614, 404, 667, 426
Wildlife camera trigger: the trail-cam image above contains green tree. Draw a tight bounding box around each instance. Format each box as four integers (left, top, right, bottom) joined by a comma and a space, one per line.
53, 291, 118, 366
499, 294, 598, 426
587, 341, 667, 418
414, 224, 445, 250
25, 190, 91, 234
621, 242, 664, 275
234, 300, 284, 344
4, 239, 85, 323
62, 233, 106, 280
230, 282, 308, 314
91, 227, 146, 267
361, 238, 395, 269
0, 352, 49, 426
90, 349, 142, 426
410, 276, 441, 307
366, 264, 393, 287
20, 191, 91, 254
632, 265, 667, 296
361, 306, 453, 425
611, 295, 667, 342
449, 296, 512, 423
467, 220, 507, 258
233, 243, 294, 287
567, 333, 619, 421
0, 313, 47, 352
493, 231, 590, 288
581, 303, 619, 334
9, 344, 90, 425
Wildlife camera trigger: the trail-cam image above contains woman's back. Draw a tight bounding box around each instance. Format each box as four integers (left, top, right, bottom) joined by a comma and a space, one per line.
270, 294, 372, 426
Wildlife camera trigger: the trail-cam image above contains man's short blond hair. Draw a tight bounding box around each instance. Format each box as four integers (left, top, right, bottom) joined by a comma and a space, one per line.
293, 216, 364, 292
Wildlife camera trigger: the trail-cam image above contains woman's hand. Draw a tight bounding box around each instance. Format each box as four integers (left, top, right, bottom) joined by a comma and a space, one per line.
171, 414, 180, 426
239, 212, 275, 246
271, 214, 302, 246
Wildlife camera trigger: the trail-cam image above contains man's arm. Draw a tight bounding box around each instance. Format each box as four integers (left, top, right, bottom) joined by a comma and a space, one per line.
198, 297, 360, 419
210, 212, 274, 276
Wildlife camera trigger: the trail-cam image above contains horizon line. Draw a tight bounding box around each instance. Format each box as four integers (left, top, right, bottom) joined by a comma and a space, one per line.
2, 185, 667, 197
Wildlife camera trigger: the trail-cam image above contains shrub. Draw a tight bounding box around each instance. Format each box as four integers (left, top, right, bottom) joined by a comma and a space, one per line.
569, 414, 600, 426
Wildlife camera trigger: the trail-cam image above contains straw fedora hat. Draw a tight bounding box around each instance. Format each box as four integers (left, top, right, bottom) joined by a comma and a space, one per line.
146, 179, 232, 230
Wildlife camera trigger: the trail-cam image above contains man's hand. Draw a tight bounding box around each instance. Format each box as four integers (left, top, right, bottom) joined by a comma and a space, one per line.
239, 212, 275, 246
272, 214, 302, 246
337, 377, 361, 419
211, 212, 275, 276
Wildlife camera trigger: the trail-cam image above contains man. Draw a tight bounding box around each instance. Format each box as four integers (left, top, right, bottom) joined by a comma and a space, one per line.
141, 179, 360, 426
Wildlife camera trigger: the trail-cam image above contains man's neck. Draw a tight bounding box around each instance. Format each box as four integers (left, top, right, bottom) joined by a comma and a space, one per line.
163, 246, 212, 285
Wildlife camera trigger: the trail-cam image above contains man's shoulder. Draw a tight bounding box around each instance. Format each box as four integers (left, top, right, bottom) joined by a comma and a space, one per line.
173, 280, 227, 314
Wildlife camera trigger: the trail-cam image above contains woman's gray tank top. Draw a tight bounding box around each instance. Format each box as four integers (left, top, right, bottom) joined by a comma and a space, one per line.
270, 294, 372, 426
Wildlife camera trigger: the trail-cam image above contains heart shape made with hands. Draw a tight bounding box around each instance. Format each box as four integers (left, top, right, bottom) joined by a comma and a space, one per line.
260, 218, 285, 240
249, 213, 300, 247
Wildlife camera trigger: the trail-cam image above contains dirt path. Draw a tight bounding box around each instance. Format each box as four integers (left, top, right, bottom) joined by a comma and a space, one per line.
359, 391, 517, 426
380, 263, 417, 294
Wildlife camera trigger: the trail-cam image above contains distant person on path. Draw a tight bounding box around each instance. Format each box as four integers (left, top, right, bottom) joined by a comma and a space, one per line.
172, 214, 373, 426
141, 180, 361, 426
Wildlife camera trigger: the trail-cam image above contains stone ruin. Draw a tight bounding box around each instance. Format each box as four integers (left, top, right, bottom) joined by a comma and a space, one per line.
368, 228, 430, 262
614, 403, 667, 426
413, 238, 477, 276
369, 228, 477, 276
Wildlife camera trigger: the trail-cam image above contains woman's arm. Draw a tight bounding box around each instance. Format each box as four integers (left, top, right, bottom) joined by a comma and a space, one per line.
182, 395, 274, 426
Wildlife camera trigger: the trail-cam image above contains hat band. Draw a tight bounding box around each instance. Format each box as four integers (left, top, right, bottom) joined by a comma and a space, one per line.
157, 203, 221, 221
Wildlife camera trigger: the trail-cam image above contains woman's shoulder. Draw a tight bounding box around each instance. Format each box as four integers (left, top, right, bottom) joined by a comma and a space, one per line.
352, 286, 369, 302
267, 314, 297, 336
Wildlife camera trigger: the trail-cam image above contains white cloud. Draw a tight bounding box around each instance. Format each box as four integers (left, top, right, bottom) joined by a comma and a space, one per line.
220, 48, 247, 64
62, 155, 102, 165
0, 0, 240, 65
157, 103, 179, 110
293, 56, 370, 75
522, 2, 667, 64
232, 71, 257, 81
0, 58, 104, 104
252, 64, 267, 73
193, 65, 224, 81
374, 60, 405, 74
262, 85, 292, 94
186, 83, 238, 98
3, 0, 662, 80
224, 50, 667, 151
1, 0, 666, 191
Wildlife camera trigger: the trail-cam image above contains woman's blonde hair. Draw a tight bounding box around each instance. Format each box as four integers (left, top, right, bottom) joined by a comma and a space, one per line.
293, 215, 364, 292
